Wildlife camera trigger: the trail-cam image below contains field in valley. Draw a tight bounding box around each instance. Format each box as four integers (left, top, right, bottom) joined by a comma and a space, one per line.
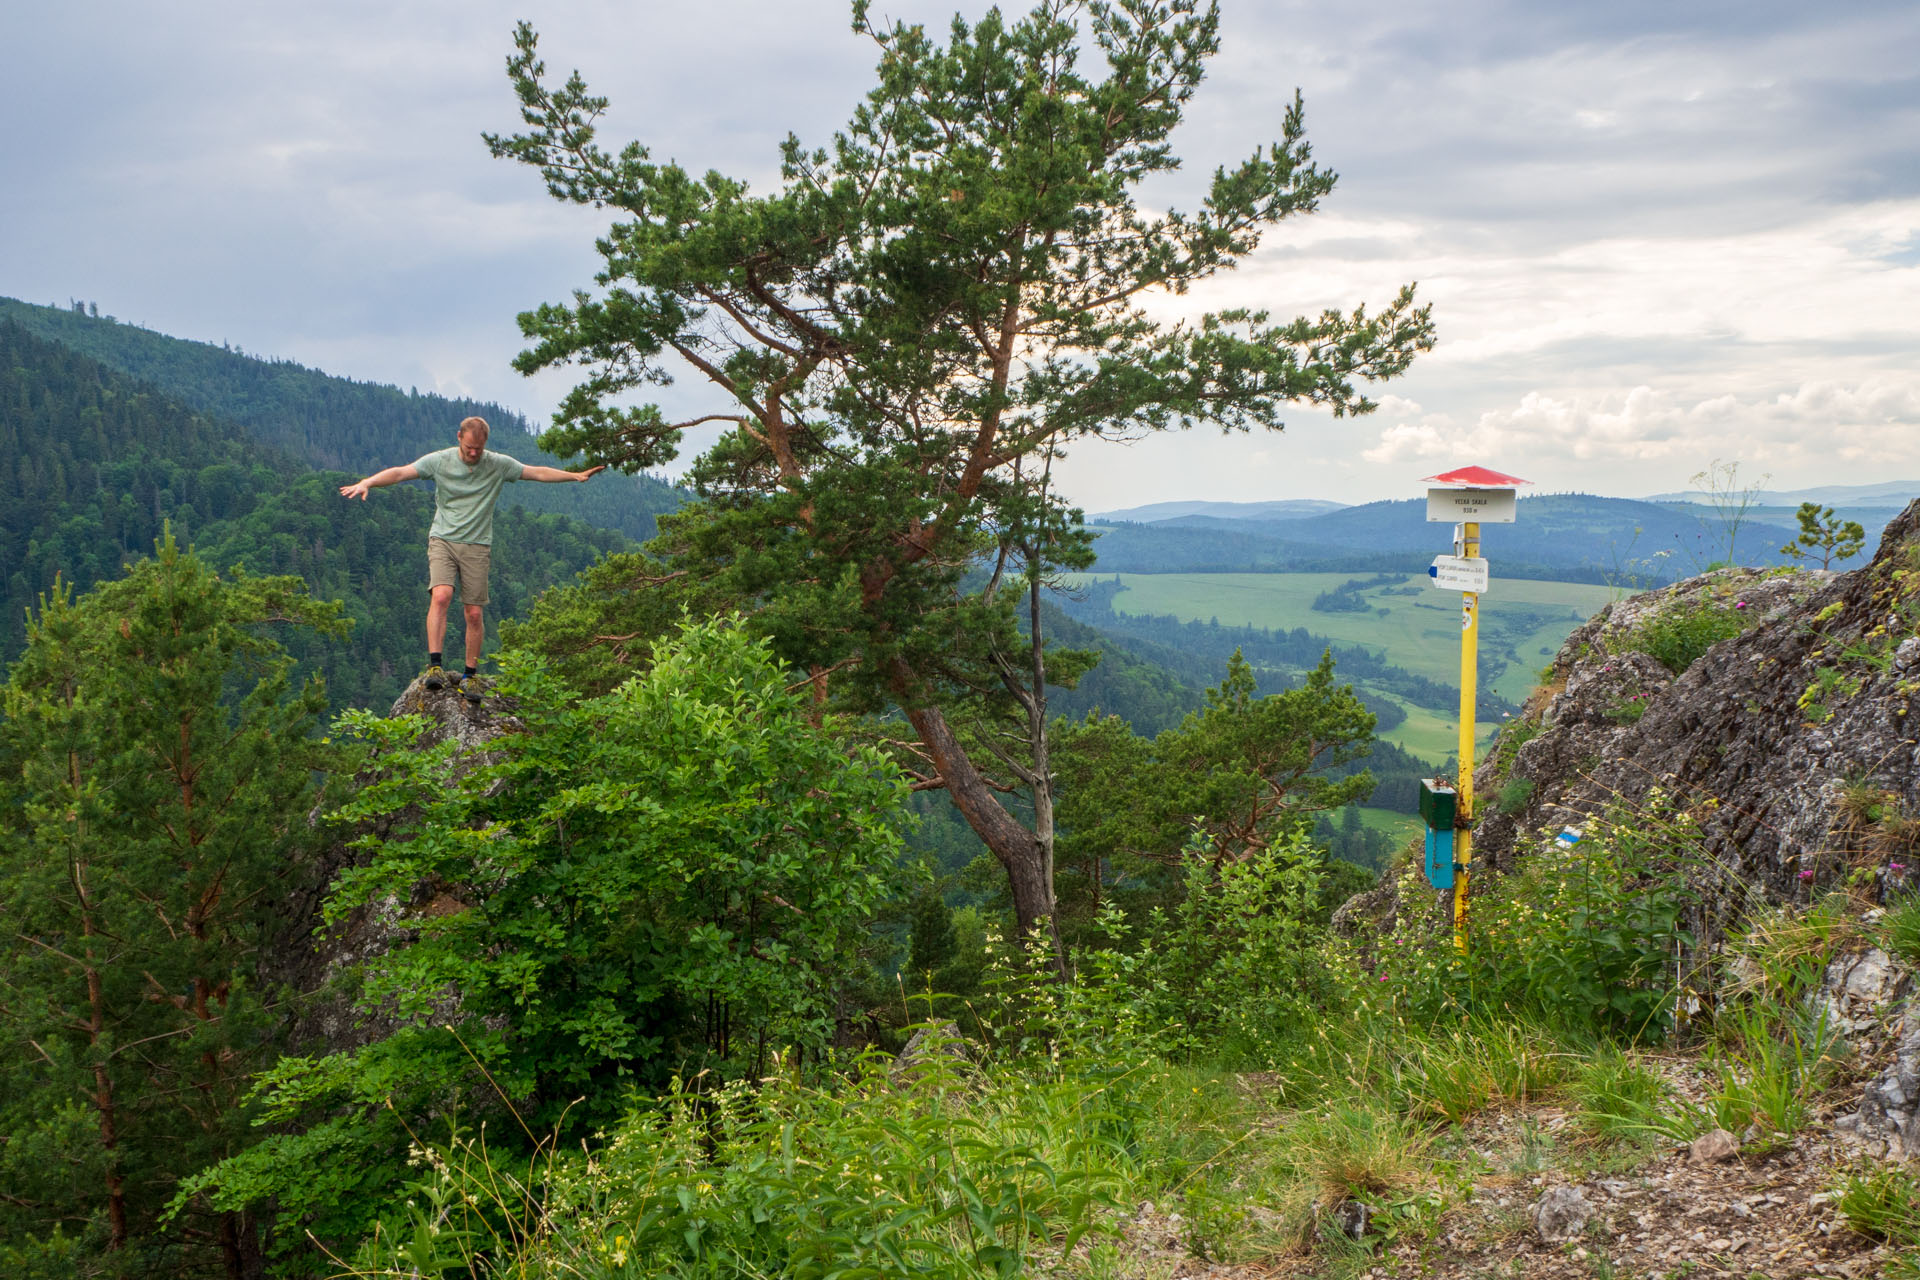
1067, 570, 1615, 761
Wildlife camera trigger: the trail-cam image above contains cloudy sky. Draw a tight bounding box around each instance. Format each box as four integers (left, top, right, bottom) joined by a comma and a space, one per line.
4, 0, 1916, 509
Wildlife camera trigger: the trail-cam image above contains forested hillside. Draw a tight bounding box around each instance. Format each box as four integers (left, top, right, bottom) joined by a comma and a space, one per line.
0, 319, 629, 706
0, 297, 685, 542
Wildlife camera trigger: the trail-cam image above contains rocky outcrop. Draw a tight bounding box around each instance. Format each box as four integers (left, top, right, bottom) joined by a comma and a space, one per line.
268, 675, 521, 1051
1470, 501, 1920, 941
1838, 1004, 1920, 1157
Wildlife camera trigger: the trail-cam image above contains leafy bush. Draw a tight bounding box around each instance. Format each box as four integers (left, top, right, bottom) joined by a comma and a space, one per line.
1372, 798, 1697, 1039
351, 1043, 1125, 1280
1127, 834, 1344, 1067
1622, 596, 1756, 674
187, 617, 908, 1258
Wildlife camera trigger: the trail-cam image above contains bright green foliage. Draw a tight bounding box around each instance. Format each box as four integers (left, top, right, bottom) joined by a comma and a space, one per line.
485, 0, 1431, 934
1620, 595, 1757, 674
1140, 836, 1341, 1064
1375, 800, 1696, 1038
1022, 832, 1344, 1068
1838, 1164, 1920, 1257
1052, 649, 1374, 934
350, 1039, 1152, 1279
1780, 502, 1866, 570
189, 619, 905, 1256
1882, 896, 1920, 966
0, 534, 340, 1272
341, 619, 902, 1090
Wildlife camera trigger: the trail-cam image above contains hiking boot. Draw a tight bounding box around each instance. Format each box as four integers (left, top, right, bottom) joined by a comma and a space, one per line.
460, 676, 483, 705
423, 664, 447, 691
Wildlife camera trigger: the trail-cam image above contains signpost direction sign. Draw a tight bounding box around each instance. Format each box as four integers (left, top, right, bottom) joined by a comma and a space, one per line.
1429, 555, 1490, 594
1426, 486, 1516, 523
1417, 464, 1531, 955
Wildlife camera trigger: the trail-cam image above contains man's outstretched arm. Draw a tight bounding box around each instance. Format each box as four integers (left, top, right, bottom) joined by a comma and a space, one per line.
339, 464, 420, 500
521, 464, 607, 483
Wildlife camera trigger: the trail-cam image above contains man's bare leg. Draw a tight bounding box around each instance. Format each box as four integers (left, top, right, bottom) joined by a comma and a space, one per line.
427, 585, 454, 659
463, 604, 484, 671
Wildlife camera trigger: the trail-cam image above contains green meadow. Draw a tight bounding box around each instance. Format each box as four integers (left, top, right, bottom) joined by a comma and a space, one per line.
1069, 570, 1614, 760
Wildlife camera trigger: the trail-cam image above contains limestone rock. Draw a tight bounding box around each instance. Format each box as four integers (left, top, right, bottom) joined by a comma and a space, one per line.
1328, 1198, 1371, 1240
1822, 948, 1913, 1038
267, 673, 523, 1052
1534, 1185, 1594, 1244
1837, 1004, 1920, 1158
891, 1021, 972, 1088
1690, 1129, 1740, 1164
1454, 503, 1920, 947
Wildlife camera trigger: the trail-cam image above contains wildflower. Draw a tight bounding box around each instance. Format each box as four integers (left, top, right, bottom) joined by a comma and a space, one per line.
1799, 869, 1815, 881
1891, 862, 1908, 872
1735, 600, 1749, 610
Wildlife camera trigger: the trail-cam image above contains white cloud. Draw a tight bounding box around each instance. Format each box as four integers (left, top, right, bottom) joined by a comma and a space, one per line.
1361, 380, 1920, 475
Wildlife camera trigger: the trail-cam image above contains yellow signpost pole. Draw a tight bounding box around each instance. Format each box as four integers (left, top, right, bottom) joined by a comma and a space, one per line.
1454, 521, 1480, 951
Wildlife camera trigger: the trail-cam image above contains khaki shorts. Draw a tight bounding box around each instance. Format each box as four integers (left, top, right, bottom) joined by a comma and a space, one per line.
427, 537, 491, 607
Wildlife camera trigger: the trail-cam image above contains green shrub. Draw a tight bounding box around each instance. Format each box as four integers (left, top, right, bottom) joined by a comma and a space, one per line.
1054, 833, 1342, 1069
1370, 799, 1697, 1039
184, 619, 909, 1255
359, 1045, 1128, 1280
1495, 776, 1536, 815
1623, 597, 1755, 674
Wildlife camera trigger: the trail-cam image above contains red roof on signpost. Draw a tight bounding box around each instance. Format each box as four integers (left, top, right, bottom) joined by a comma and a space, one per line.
1422, 465, 1532, 487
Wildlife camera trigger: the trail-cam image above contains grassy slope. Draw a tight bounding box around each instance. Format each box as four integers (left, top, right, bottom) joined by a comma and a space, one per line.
1064, 571, 1612, 758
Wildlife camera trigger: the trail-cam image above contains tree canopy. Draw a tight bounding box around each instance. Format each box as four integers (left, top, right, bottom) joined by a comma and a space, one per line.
490, 0, 1432, 940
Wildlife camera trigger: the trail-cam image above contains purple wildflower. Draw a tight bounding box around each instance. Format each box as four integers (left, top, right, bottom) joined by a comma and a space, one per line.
1798, 869, 1815, 881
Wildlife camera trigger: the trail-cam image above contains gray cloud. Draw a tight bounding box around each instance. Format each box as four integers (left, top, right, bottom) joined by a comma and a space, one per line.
2, 1, 1915, 507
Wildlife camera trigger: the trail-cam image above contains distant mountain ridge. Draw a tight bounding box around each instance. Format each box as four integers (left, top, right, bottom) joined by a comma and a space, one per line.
1092, 498, 1347, 523
1641, 480, 1920, 507
1085, 492, 1908, 583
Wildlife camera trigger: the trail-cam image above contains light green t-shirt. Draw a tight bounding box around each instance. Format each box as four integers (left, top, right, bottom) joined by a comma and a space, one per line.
412, 448, 523, 545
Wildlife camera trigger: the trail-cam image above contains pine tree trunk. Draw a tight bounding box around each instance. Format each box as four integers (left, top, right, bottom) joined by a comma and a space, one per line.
900, 700, 1063, 970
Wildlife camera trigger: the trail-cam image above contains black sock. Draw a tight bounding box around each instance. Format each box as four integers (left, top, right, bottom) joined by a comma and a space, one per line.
464, 665, 477, 678
429, 651, 442, 667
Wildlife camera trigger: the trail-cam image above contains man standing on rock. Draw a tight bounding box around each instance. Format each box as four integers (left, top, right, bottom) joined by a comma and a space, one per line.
339, 415, 604, 701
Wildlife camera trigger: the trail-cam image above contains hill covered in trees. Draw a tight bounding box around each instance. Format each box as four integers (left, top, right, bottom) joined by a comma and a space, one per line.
0, 318, 630, 706
0, 297, 686, 543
